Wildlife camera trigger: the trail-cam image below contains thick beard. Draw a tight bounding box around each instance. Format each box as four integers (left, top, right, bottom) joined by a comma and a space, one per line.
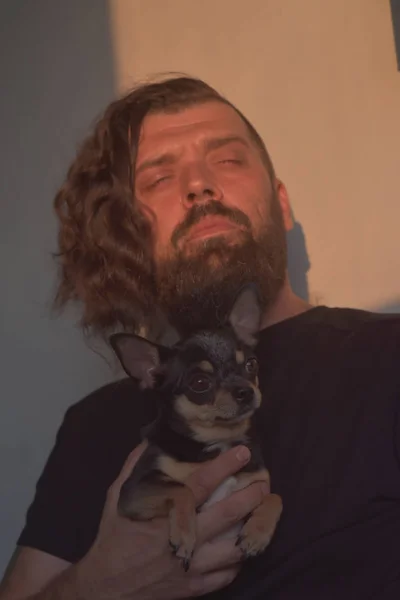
156, 200, 287, 337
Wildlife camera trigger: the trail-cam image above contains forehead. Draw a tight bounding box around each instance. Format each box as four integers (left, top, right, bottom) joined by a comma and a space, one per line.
179, 330, 239, 367
137, 101, 253, 157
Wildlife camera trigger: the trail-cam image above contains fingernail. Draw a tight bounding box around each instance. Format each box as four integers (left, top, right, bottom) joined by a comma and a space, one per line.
261, 482, 270, 495
236, 446, 250, 462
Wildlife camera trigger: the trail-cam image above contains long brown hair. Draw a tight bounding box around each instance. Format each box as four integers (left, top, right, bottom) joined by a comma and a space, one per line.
53, 74, 275, 338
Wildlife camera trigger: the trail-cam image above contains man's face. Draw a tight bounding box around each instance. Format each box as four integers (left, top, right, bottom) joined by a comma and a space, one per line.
134, 101, 292, 333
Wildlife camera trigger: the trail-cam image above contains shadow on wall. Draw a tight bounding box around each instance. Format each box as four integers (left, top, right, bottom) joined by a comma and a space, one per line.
284, 209, 400, 314
375, 301, 400, 313
287, 212, 310, 301
0, 0, 116, 577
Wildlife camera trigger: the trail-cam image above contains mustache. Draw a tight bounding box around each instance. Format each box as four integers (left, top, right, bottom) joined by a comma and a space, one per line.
171, 200, 252, 248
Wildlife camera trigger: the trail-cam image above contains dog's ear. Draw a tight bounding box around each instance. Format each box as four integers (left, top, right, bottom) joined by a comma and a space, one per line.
109, 333, 174, 389
229, 284, 262, 347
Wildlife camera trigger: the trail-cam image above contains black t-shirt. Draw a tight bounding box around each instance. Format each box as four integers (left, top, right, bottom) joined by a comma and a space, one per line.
17, 307, 400, 599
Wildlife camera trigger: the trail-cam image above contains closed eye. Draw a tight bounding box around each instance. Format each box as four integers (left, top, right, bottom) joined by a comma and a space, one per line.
146, 174, 173, 190
219, 158, 243, 165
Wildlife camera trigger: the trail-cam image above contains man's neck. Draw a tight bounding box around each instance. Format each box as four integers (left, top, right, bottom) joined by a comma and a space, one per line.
261, 279, 313, 330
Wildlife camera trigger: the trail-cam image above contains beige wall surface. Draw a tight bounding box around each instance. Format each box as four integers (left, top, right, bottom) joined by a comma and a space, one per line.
110, 0, 400, 311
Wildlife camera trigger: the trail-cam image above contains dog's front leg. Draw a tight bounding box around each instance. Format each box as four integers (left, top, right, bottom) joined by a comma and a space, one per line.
167, 483, 197, 571
119, 478, 197, 572
233, 469, 283, 558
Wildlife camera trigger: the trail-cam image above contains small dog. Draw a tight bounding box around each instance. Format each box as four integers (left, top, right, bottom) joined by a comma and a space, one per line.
110, 285, 282, 571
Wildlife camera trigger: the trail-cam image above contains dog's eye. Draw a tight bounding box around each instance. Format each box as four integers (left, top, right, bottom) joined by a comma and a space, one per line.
245, 357, 258, 375
188, 375, 212, 394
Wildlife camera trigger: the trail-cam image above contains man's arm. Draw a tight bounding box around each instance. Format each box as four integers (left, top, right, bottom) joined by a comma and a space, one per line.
0, 445, 268, 600
0, 547, 71, 599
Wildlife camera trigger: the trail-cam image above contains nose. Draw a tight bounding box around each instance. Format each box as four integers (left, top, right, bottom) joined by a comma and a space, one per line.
181, 162, 222, 207
234, 387, 254, 404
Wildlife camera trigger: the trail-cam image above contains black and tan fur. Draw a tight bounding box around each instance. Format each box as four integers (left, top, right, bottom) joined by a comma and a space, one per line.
110, 285, 283, 571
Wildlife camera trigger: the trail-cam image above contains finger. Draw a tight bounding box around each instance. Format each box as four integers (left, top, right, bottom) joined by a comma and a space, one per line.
187, 567, 239, 598
197, 481, 269, 543
191, 539, 243, 574
186, 445, 251, 505
105, 440, 148, 513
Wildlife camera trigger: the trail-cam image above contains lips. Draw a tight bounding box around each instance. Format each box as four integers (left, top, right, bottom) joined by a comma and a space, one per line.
187, 216, 238, 241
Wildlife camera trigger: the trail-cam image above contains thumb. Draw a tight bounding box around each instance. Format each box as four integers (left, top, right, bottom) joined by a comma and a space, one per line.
105, 440, 148, 515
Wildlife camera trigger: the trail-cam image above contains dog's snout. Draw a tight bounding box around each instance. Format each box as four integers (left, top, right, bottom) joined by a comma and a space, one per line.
234, 387, 254, 403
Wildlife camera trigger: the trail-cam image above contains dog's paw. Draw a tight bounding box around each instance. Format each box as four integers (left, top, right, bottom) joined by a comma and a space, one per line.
169, 510, 196, 571
169, 530, 195, 571
236, 494, 283, 559
236, 520, 272, 558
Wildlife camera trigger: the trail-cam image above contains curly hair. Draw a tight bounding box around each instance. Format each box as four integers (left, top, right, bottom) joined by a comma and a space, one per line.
53, 74, 275, 339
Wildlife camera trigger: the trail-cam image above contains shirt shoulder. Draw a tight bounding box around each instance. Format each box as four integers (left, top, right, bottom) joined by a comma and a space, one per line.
17, 378, 158, 563
259, 305, 400, 354
65, 376, 157, 436
312, 306, 400, 359
316, 306, 400, 332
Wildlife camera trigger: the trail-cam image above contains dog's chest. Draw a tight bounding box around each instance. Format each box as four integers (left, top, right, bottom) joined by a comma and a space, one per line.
158, 440, 245, 540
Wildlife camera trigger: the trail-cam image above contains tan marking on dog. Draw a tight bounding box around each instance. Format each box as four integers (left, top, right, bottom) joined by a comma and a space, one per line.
119, 475, 197, 570
174, 394, 214, 422
174, 393, 253, 444
158, 454, 200, 484
168, 484, 197, 570
197, 360, 214, 373
175, 389, 261, 424
189, 419, 251, 444
238, 493, 283, 557
235, 350, 245, 365
118, 481, 172, 520
250, 382, 262, 408
233, 469, 283, 558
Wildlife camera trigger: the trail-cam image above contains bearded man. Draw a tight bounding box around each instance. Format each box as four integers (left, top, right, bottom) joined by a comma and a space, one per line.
2, 76, 400, 600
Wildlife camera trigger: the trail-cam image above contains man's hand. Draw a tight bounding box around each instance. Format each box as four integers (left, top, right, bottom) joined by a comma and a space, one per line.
74, 443, 269, 600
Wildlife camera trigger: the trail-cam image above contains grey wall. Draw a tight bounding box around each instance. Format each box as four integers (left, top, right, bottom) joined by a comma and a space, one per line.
0, 1, 116, 576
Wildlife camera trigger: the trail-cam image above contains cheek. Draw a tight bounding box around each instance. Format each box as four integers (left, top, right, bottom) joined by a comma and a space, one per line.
174, 394, 215, 422
139, 193, 184, 258
224, 177, 270, 231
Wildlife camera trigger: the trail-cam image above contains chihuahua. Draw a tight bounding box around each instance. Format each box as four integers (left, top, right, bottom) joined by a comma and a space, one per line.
110, 285, 282, 571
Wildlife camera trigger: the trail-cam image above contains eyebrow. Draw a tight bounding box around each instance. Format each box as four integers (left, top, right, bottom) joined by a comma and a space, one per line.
204, 135, 250, 152
135, 152, 176, 176
135, 135, 250, 176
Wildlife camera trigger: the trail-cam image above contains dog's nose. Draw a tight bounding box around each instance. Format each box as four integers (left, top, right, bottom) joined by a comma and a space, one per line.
234, 387, 254, 403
